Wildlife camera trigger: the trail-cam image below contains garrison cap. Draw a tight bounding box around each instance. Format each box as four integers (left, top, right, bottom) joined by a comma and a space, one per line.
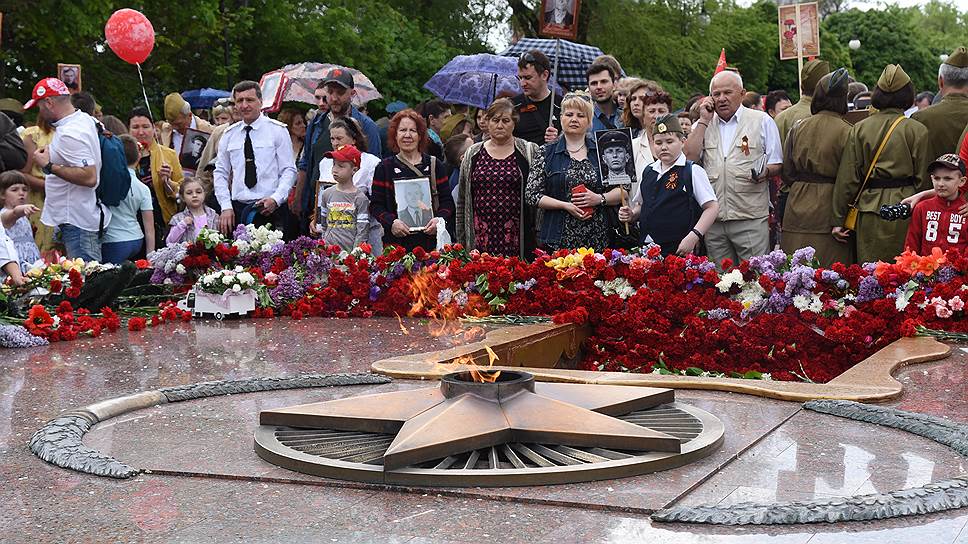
876, 64, 912, 93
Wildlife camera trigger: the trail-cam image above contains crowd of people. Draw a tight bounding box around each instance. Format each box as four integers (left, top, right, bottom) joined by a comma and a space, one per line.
2, 45, 968, 285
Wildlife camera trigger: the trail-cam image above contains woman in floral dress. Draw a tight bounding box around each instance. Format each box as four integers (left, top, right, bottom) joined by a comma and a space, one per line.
456, 98, 539, 258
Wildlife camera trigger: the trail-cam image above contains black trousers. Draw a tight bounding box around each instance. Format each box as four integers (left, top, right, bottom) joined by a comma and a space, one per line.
232, 200, 289, 235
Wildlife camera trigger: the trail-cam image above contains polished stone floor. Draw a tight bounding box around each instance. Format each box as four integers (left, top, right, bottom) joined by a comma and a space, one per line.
2, 318, 967, 543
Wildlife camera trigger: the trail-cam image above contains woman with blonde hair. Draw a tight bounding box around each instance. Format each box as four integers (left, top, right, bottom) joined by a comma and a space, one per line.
525, 93, 622, 250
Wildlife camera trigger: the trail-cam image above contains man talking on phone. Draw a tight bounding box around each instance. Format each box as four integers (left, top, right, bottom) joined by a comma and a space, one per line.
684, 70, 782, 267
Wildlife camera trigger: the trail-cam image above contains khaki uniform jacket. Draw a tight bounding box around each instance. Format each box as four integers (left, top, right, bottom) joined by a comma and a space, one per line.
193, 122, 231, 196
159, 115, 214, 150
833, 108, 930, 224
773, 96, 812, 147
781, 111, 852, 233
911, 93, 968, 162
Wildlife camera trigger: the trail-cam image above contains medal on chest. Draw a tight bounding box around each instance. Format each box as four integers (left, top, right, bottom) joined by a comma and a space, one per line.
665, 171, 679, 190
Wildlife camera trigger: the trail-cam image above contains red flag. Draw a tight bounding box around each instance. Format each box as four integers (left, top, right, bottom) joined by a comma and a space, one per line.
714, 49, 727, 74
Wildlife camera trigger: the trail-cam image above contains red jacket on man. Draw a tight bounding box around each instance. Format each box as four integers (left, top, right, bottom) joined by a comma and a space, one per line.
905, 195, 968, 255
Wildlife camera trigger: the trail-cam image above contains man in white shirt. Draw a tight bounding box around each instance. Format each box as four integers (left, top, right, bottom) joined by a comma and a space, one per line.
214, 80, 296, 235
161, 92, 213, 152
684, 71, 783, 266
26, 77, 109, 262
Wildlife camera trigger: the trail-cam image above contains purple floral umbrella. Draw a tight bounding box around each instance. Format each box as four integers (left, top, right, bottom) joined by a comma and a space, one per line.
270, 62, 382, 107
423, 53, 562, 109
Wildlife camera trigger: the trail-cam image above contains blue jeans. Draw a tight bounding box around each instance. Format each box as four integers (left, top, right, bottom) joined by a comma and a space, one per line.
100, 238, 144, 264
58, 224, 102, 262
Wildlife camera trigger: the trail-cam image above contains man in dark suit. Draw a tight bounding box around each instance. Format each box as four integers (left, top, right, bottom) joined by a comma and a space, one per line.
397, 183, 432, 228
544, 0, 574, 27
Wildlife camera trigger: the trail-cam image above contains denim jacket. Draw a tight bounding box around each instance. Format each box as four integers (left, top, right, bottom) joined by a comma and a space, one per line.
537, 133, 602, 247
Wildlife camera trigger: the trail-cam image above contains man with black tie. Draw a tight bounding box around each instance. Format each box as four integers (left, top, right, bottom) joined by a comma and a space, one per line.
214, 80, 296, 235
397, 183, 433, 229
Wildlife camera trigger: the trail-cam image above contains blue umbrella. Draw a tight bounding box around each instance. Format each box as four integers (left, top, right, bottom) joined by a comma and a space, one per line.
424, 53, 562, 109
181, 88, 231, 109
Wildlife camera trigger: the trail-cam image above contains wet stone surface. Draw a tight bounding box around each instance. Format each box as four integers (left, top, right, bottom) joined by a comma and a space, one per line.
2, 317, 968, 543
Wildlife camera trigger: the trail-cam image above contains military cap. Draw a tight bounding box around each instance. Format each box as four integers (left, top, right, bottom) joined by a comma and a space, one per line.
599, 129, 631, 149
822, 68, 850, 97
801, 59, 831, 95
876, 64, 911, 93
652, 114, 684, 136
0, 98, 24, 113
163, 92, 191, 122
945, 47, 968, 68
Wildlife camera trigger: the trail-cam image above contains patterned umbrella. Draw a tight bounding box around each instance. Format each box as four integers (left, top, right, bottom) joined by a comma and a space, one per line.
423, 53, 562, 109
270, 62, 382, 107
499, 38, 623, 92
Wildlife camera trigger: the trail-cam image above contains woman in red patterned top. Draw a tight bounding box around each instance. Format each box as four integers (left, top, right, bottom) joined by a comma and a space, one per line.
456, 99, 540, 259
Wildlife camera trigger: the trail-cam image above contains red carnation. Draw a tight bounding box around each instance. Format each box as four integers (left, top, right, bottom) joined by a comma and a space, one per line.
49, 279, 63, 293
128, 317, 147, 331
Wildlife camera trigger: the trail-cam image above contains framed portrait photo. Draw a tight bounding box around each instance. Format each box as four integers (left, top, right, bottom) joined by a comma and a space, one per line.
178, 127, 211, 173
595, 128, 636, 186
394, 177, 434, 232
539, 0, 581, 40
259, 70, 286, 112
57, 63, 82, 94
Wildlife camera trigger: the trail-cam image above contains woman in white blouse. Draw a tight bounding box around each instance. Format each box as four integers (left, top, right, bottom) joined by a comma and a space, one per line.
317, 117, 383, 251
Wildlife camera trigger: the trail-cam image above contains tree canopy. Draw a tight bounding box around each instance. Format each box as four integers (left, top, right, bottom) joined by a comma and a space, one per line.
0, 0, 964, 117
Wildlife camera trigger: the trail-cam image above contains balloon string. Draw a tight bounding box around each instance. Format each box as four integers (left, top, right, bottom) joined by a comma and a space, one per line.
136, 63, 159, 146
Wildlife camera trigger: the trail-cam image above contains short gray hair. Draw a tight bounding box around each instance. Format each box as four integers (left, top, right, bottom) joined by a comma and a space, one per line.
709, 71, 744, 94
939, 63, 968, 88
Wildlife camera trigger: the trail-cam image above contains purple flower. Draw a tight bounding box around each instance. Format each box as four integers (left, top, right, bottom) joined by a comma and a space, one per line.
856, 275, 884, 303
764, 289, 793, 313
782, 265, 816, 298
269, 267, 305, 305
0, 324, 49, 348
820, 270, 841, 283
934, 266, 958, 284
706, 308, 731, 320
368, 285, 381, 301
790, 247, 816, 267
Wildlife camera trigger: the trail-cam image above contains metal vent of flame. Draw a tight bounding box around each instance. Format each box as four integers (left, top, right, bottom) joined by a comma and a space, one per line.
255, 399, 724, 487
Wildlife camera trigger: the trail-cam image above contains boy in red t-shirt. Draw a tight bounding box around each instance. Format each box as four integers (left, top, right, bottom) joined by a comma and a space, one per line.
905, 154, 968, 255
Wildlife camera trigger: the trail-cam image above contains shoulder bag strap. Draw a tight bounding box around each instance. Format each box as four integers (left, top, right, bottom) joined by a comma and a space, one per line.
850, 115, 905, 207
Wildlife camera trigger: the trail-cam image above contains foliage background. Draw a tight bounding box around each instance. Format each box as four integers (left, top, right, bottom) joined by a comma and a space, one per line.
0, 0, 964, 116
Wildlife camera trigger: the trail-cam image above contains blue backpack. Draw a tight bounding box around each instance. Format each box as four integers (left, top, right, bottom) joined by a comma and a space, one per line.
96, 127, 131, 208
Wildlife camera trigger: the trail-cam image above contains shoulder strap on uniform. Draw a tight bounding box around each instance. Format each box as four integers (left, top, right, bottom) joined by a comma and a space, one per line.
850, 115, 906, 207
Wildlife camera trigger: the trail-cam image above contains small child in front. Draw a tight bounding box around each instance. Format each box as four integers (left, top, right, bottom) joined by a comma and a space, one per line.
167, 178, 219, 245
619, 114, 719, 256
0, 171, 41, 285
311, 145, 370, 252
904, 153, 968, 255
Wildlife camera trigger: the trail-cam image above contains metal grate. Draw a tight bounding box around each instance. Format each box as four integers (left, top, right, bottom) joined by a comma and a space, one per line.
273, 404, 702, 470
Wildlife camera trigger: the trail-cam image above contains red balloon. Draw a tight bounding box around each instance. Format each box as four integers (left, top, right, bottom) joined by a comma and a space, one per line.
104, 9, 155, 65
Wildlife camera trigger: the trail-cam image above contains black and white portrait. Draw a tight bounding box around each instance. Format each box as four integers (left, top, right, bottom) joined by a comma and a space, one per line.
539, 0, 580, 39
394, 178, 434, 231
57, 63, 82, 94
179, 128, 211, 172
596, 128, 636, 186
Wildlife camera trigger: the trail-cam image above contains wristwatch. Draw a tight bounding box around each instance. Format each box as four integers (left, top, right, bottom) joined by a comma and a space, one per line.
42, 162, 54, 176
600, 193, 606, 206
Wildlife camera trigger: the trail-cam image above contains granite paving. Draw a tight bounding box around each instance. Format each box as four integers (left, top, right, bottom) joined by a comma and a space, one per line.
2, 317, 967, 543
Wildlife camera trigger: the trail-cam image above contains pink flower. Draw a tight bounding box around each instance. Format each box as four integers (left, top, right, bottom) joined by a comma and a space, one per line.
948, 296, 964, 312
936, 305, 953, 319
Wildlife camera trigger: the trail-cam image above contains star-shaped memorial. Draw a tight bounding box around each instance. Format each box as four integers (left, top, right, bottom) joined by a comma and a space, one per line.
260, 371, 682, 470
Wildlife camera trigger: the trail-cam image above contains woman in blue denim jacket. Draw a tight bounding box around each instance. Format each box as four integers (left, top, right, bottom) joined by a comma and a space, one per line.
525, 93, 624, 250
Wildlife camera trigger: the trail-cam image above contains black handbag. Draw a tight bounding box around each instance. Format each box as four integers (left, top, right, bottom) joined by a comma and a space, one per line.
605, 204, 640, 250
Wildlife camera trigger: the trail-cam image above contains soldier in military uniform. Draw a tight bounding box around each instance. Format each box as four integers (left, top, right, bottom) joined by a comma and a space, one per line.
912, 47, 968, 163
832, 65, 930, 264
772, 59, 830, 226
781, 68, 855, 267
774, 59, 830, 146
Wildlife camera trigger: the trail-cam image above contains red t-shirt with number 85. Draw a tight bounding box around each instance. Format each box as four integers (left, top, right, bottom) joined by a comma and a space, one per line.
905, 195, 968, 255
